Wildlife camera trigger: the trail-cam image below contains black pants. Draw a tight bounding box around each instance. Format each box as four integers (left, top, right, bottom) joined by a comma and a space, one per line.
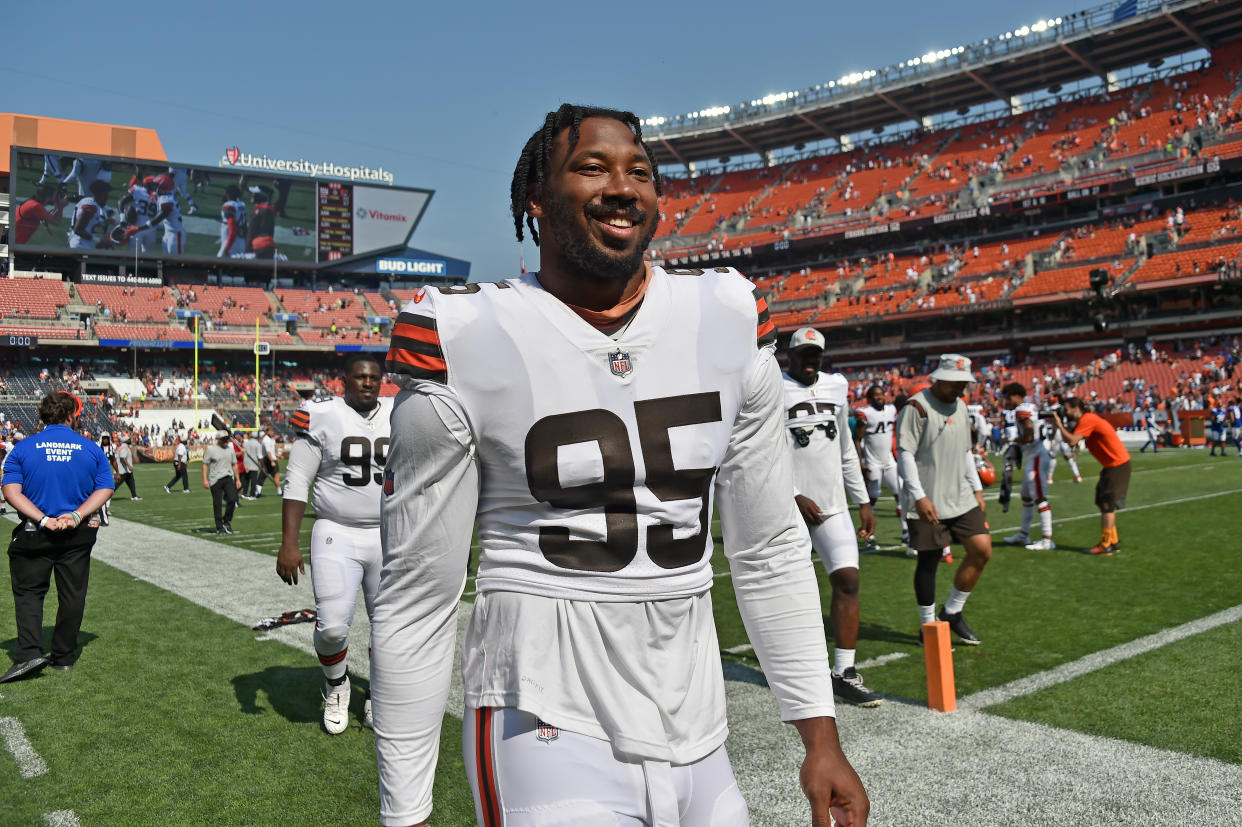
8, 522, 97, 666
241, 469, 259, 497
211, 477, 238, 530
166, 463, 190, 491
117, 472, 137, 498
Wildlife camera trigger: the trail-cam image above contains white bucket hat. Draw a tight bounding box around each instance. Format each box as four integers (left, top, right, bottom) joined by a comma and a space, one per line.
929, 353, 975, 382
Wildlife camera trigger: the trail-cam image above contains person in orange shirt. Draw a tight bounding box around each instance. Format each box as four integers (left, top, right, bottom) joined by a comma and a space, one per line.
1053, 397, 1132, 555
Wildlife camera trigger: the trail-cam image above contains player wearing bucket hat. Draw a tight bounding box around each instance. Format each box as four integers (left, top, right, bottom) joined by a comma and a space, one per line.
896, 354, 993, 646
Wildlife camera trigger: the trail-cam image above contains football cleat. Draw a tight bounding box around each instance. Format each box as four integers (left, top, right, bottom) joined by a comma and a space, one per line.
905, 545, 918, 559
362, 690, 373, 730
1025, 537, 1056, 551
222, 523, 234, 535
1087, 542, 1118, 556
1003, 532, 1029, 545
322, 677, 351, 735
832, 668, 883, 707
130, 496, 143, 501
163, 485, 171, 494
940, 548, 953, 564
861, 537, 879, 554
937, 608, 981, 645
0, 657, 48, 683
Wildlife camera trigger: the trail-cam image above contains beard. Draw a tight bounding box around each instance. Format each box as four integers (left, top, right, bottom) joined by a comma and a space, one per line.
541, 193, 656, 284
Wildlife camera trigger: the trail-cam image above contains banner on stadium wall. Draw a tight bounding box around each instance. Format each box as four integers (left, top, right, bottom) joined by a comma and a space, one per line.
81, 272, 163, 287
145, 445, 206, 463
375, 257, 447, 276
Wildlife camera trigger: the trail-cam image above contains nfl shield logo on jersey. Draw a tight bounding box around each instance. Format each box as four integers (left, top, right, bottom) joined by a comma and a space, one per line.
608, 350, 633, 378
535, 719, 559, 743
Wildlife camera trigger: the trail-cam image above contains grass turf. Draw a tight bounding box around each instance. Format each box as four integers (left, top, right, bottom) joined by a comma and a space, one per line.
1, 448, 1236, 823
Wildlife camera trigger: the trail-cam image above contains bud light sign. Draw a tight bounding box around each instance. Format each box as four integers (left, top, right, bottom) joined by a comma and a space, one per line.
376, 258, 447, 276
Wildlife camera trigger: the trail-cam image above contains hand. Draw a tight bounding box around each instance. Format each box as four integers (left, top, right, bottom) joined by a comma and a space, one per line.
54, 515, 77, 530
40, 516, 64, 532
857, 503, 875, 539
974, 490, 986, 514
795, 494, 825, 526
202, 480, 210, 490
915, 496, 939, 525
276, 542, 305, 585
796, 719, 869, 827
124, 225, 142, 239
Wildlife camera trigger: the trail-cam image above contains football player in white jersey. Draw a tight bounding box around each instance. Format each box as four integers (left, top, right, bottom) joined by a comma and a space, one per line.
1000, 383, 1055, 550
996, 390, 1023, 513
783, 328, 881, 708
1043, 404, 1082, 483
372, 106, 867, 827
277, 354, 392, 735
217, 185, 249, 257
853, 385, 904, 549
153, 173, 186, 255
67, 180, 113, 249
117, 173, 159, 253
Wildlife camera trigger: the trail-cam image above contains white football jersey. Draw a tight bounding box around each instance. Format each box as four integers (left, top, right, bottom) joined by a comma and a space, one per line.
855, 402, 898, 470
1037, 409, 1059, 452
157, 192, 183, 232
220, 199, 248, 246
1002, 406, 1020, 442
386, 267, 772, 601
290, 396, 392, 528
784, 372, 868, 517
1014, 402, 1043, 455
69, 197, 107, 244
128, 184, 158, 224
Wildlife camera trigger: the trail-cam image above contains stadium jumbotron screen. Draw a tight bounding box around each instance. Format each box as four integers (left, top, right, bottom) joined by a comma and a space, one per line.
10, 148, 318, 265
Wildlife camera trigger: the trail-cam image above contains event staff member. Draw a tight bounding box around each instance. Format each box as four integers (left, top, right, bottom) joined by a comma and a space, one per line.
115, 435, 141, 500
203, 430, 241, 535
163, 437, 191, 493
1053, 398, 1132, 555
0, 392, 113, 682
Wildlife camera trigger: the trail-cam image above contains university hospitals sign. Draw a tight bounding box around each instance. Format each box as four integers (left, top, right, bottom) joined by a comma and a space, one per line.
219, 147, 394, 185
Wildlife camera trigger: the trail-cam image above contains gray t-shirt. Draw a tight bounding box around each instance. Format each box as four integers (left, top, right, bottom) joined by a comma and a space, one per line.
897, 388, 975, 520
203, 443, 236, 485
116, 444, 133, 473
242, 437, 263, 472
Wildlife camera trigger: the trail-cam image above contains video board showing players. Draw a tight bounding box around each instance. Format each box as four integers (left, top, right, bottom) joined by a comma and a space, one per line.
9, 148, 318, 265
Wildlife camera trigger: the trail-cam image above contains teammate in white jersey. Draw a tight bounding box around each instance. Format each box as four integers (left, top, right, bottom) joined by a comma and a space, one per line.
68, 180, 112, 249
1043, 404, 1082, 482
117, 174, 159, 253
853, 385, 904, 548
783, 328, 881, 708
997, 399, 1021, 513
372, 106, 867, 827
1000, 383, 1055, 550
278, 354, 392, 735
218, 185, 249, 257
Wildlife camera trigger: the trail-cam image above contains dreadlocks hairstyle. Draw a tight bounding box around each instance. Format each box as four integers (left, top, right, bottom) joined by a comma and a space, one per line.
510, 104, 662, 246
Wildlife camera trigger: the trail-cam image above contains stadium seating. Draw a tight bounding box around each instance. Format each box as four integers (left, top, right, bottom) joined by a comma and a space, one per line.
1011, 261, 1135, 300
75, 284, 174, 323
276, 289, 374, 328
1127, 241, 1242, 285
177, 284, 274, 326
0, 278, 71, 319
94, 323, 195, 341
0, 325, 83, 340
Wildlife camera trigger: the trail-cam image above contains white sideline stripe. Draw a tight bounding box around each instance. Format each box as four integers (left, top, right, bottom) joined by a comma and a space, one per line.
0, 716, 48, 779
989, 487, 1242, 535
961, 603, 1242, 711
723, 644, 909, 671
42, 811, 81, 827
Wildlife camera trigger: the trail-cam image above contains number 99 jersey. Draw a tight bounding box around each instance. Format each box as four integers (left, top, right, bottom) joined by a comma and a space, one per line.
289, 396, 392, 528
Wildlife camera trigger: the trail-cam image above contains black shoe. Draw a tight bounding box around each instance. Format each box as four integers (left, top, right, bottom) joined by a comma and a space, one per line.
937, 608, 981, 645
131, 496, 143, 501
0, 657, 48, 683
832, 667, 883, 707
223, 523, 234, 535
216, 528, 227, 535
50, 663, 73, 672
917, 628, 955, 651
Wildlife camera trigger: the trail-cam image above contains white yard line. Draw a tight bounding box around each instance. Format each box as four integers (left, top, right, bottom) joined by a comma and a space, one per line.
960, 603, 1242, 711
0, 716, 48, 779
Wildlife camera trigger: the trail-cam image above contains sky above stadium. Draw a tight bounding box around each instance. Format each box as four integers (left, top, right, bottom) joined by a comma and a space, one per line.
9, 0, 1083, 281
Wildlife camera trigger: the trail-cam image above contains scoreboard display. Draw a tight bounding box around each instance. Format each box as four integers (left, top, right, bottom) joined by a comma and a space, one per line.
317, 182, 354, 261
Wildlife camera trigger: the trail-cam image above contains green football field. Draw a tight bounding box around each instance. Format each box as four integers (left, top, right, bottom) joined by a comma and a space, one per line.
1, 448, 1239, 825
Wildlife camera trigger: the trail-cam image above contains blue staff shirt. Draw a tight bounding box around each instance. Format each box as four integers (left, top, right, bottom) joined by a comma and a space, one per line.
1, 425, 114, 517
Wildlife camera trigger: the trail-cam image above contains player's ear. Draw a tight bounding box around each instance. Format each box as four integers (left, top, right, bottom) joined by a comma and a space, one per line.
527, 183, 545, 220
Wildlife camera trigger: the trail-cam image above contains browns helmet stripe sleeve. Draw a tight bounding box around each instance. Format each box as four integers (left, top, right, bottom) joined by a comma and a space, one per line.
755, 294, 776, 347
386, 312, 447, 383
290, 410, 311, 433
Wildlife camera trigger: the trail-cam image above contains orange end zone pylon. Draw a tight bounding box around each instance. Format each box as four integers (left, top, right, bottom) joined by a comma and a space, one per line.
922, 620, 957, 712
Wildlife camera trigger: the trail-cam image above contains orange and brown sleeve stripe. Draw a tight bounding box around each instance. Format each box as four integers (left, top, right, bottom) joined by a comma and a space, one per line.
386, 312, 447, 384
290, 410, 311, 433
755, 293, 776, 347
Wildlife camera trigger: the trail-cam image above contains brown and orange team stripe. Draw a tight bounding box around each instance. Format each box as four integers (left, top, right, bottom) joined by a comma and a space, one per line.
474, 708, 501, 826
755, 293, 776, 347
317, 648, 347, 667
386, 312, 447, 383
290, 409, 311, 432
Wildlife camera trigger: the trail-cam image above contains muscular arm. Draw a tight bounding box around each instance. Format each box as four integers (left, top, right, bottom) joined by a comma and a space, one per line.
277, 438, 321, 585
372, 388, 477, 827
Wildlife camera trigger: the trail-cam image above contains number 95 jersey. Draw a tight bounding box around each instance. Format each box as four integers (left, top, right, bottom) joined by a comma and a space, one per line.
289, 396, 392, 528
385, 267, 773, 602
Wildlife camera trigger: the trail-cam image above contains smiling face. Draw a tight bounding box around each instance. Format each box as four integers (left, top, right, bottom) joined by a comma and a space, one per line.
530, 117, 658, 286
867, 386, 885, 410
